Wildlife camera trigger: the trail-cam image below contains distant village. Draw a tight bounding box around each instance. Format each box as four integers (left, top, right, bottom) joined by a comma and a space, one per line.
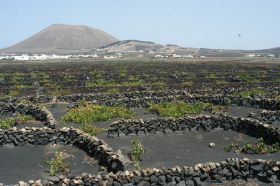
0, 52, 278, 61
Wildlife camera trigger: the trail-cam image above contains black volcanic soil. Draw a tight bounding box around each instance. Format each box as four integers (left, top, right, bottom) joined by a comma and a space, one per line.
226, 106, 262, 118
46, 102, 71, 125
50, 105, 160, 129
49, 103, 262, 129
0, 144, 99, 184
98, 130, 280, 169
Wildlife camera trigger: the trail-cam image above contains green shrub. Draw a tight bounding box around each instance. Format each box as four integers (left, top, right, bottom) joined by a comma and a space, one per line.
236, 73, 261, 83
203, 103, 230, 113
105, 88, 120, 94
148, 101, 230, 117
80, 123, 107, 136
232, 88, 266, 98
0, 115, 34, 129
46, 151, 70, 176
62, 103, 135, 124
223, 138, 280, 154
148, 101, 207, 118
130, 139, 145, 170
274, 95, 280, 100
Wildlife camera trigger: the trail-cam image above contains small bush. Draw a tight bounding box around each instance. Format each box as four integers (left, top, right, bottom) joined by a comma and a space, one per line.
232, 88, 266, 98
203, 103, 229, 113
274, 95, 280, 100
80, 123, 107, 136
148, 101, 204, 117
46, 151, 70, 176
148, 101, 210, 118
130, 139, 145, 170
0, 115, 34, 129
223, 138, 280, 154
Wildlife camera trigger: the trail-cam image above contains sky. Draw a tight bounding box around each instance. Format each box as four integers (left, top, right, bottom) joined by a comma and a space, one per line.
0, 0, 279, 50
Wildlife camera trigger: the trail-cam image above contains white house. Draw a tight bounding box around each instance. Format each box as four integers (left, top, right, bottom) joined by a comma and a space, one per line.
14, 55, 30, 61
155, 55, 164, 58
92, 54, 99, 58
172, 54, 182, 58
267, 54, 275, 57
104, 55, 117, 59
246, 54, 255, 58
183, 55, 194, 59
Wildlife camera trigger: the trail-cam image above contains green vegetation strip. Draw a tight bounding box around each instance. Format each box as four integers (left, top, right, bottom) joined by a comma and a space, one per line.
0, 115, 34, 129
62, 103, 135, 136
148, 101, 229, 118
224, 138, 280, 154
62, 103, 135, 124
80, 124, 107, 136
232, 88, 266, 98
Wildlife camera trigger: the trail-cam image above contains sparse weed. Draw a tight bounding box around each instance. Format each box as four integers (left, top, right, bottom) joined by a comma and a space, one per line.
223, 138, 280, 154
232, 88, 266, 98
46, 151, 70, 176
148, 101, 228, 117
130, 139, 145, 170
0, 115, 34, 129
80, 123, 107, 136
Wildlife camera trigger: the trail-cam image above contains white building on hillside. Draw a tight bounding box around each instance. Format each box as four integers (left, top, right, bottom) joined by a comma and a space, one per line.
183, 55, 194, 59
172, 54, 182, 58
155, 55, 164, 58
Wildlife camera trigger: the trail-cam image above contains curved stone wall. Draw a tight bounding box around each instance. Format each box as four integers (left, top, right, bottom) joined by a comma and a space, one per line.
0, 92, 280, 185
15, 158, 280, 185
1, 90, 279, 110
0, 102, 56, 128
108, 115, 280, 145
249, 110, 280, 125
0, 127, 131, 173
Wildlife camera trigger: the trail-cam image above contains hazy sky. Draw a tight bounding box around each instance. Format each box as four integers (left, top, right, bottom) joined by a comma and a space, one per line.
0, 0, 279, 50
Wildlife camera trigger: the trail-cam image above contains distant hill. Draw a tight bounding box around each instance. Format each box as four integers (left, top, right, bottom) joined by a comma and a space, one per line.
100, 40, 166, 52
255, 47, 280, 55
0, 24, 118, 54
99, 40, 199, 54
1, 24, 279, 56
99, 40, 280, 57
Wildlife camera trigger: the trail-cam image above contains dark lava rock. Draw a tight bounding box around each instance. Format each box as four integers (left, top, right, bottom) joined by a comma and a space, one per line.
47, 176, 59, 183
251, 163, 264, 172
138, 181, 151, 186
192, 177, 207, 186
185, 180, 195, 186
112, 182, 121, 186
158, 175, 166, 185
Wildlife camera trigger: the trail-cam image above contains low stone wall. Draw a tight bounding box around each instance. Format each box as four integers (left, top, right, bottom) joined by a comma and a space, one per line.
0, 127, 131, 173
17, 158, 280, 185
230, 97, 280, 111
249, 110, 280, 125
108, 115, 280, 145
2, 90, 280, 110
55, 93, 280, 110
0, 102, 56, 128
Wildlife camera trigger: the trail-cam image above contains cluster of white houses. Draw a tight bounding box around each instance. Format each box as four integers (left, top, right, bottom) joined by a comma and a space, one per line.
0, 52, 277, 61
246, 54, 276, 58
0, 54, 123, 61
154, 54, 205, 59
0, 54, 72, 61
